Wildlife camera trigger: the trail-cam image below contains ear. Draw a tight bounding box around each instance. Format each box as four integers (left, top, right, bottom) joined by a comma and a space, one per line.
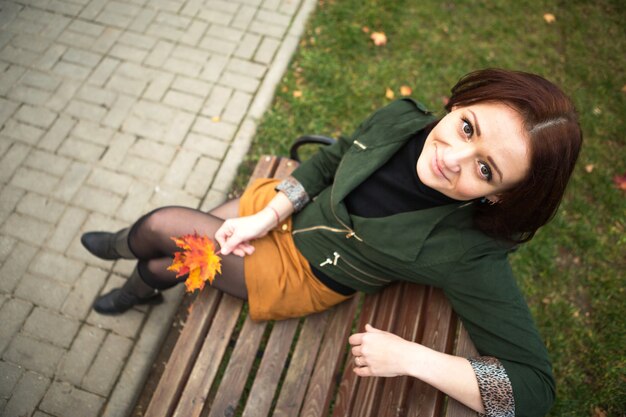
484, 194, 500, 204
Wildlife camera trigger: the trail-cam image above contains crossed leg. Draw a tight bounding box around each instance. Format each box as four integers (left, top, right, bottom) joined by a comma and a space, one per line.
127, 199, 248, 300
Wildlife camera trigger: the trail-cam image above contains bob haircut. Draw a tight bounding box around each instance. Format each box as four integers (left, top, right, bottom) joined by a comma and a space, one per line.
445, 68, 583, 243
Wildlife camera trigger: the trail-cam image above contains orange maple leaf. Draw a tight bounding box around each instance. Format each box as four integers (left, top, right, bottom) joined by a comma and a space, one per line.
613, 172, 626, 191
543, 13, 556, 23
370, 32, 387, 46
168, 232, 222, 293
385, 87, 395, 99
400, 85, 412, 96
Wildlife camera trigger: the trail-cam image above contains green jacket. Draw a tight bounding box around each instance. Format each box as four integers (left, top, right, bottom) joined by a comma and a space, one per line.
290, 99, 555, 417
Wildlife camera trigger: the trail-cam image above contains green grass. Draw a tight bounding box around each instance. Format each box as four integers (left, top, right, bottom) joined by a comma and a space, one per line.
240, 0, 626, 415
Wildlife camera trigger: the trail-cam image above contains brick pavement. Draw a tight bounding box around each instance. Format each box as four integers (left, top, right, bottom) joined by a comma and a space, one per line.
0, 0, 316, 415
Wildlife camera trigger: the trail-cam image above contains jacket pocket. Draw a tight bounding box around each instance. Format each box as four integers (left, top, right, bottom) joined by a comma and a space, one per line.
318, 251, 390, 287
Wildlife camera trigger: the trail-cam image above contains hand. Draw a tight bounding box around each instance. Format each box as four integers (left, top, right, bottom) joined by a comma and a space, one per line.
215, 209, 275, 257
348, 324, 418, 378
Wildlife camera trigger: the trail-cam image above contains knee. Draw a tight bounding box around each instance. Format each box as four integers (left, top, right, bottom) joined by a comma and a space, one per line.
139, 206, 182, 235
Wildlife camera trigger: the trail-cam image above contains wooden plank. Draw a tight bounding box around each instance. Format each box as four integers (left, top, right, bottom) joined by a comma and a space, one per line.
272, 312, 330, 417
299, 296, 359, 417
144, 288, 221, 417
405, 288, 457, 417
242, 318, 300, 417
208, 316, 268, 417
351, 284, 403, 417
444, 323, 478, 417
173, 295, 244, 417
378, 283, 429, 417
330, 293, 376, 417
273, 157, 299, 179
249, 155, 280, 184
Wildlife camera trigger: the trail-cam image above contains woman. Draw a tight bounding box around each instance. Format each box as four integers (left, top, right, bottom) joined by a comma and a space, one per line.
81, 68, 582, 417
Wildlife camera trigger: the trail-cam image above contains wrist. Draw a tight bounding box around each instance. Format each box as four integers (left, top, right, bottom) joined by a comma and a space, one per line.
259, 206, 278, 229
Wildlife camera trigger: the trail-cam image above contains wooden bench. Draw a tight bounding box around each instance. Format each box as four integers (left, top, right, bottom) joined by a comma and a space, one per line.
145, 154, 479, 417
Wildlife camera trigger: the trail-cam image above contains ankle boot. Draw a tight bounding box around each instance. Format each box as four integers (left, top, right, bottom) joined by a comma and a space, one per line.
93, 269, 163, 315
81, 228, 135, 260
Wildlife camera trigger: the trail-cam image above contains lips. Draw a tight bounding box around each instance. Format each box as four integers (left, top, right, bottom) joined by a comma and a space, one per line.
432, 144, 449, 181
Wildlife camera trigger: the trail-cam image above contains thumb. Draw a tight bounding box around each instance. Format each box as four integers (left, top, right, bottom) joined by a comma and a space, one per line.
365, 324, 383, 333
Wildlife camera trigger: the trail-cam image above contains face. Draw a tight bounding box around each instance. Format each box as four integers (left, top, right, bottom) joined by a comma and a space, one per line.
416, 101, 530, 201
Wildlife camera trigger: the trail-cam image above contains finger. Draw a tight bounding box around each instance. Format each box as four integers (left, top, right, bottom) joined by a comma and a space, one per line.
353, 366, 372, 377
365, 324, 384, 333
351, 346, 362, 357
348, 333, 363, 345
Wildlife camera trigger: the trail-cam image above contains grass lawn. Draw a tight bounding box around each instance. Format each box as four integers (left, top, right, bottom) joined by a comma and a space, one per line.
239, 0, 625, 415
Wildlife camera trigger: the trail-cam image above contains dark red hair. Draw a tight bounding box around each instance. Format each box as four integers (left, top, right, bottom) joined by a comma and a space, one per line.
446, 68, 583, 243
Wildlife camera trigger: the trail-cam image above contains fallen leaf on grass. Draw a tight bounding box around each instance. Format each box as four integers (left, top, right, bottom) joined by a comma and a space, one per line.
385, 87, 395, 99
543, 13, 556, 23
400, 85, 412, 96
370, 31, 387, 46
592, 407, 607, 417
585, 164, 594, 173
622, 85, 626, 93
293, 90, 303, 98
613, 172, 626, 191
361, 26, 370, 33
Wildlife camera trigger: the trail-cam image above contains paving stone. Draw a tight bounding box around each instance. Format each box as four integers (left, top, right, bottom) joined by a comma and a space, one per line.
219, 71, 260, 93
199, 36, 236, 56
254, 36, 280, 64
183, 132, 229, 158
96, 11, 133, 29
0, 98, 19, 126
76, 85, 117, 109
45, 206, 88, 252
200, 188, 228, 212
1, 213, 53, 246
143, 72, 174, 101
1, 118, 45, 145
128, 8, 157, 33
144, 39, 174, 68
163, 110, 194, 145
40, 381, 105, 417
179, 19, 208, 46
100, 132, 135, 169
107, 74, 147, 96
116, 181, 153, 223
207, 24, 244, 42
29, 250, 85, 285
10, 166, 60, 196
199, 54, 229, 82
73, 185, 123, 215
0, 235, 16, 264
1, 45, 39, 67
37, 114, 76, 152
86, 275, 144, 338
192, 117, 237, 141
64, 99, 107, 123
67, 19, 105, 38
231, 5, 257, 30
52, 61, 91, 80
118, 155, 165, 181
201, 84, 232, 117
63, 47, 102, 68
58, 137, 106, 162
87, 168, 133, 195
23, 307, 80, 348
87, 56, 120, 87
0, 360, 24, 399
234, 33, 262, 59
56, 323, 106, 385
71, 120, 115, 145
2, 371, 50, 417
80, 0, 108, 20
102, 94, 135, 129
7, 84, 51, 107
21, 71, 62, 92
162, 56, 202, 78
14, 274, 71, 311
0, 66, 26, 96
151, 184, 200, 208
33, 411, 55, 417
61, 266, 107, 319
23, 149, 71, 177
163, 89, 203, 113
129, 138, 176, 165
0, 242, 37, 294
82, 332, 133, 396
198, 8, 234, 25
0, 298, 33, 354
109, 43, 148, 63
171, 75, 212, 97
57, 29, 95, 50
222, 90, 253, 124
162, 149, 199, 187
0, 142, 30, 183
16, 192, 66, 224
3, 334, 64, 377
185, 156, 220, 197
45, 79, 81, 112
92, 27, 122, 54
53, 161, 91, 203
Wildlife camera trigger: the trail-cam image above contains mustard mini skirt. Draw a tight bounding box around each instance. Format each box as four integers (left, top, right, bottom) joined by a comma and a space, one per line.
239, 178, 352, 321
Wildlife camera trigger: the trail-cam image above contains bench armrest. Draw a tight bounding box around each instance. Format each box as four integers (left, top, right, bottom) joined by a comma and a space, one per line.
289, 135, 336, 162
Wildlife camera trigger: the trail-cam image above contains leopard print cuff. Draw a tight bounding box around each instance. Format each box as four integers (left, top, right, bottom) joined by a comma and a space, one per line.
276, 176, 310, 212
468, 356, 515, 417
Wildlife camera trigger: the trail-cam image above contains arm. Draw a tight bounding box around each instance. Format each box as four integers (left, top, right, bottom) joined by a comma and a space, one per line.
349, 324, 486, 413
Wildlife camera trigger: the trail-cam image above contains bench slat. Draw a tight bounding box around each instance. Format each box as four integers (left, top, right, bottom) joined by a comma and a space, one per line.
173, 295, 244, 417
299, 296, 358, 417
208, 317, 267, 417
272, 312, 330, 417
405, 288, 456, 417
250, 156, 281, 182
378, 283, 428, 417
144, 288, 221, 417
241, 318, 299, 417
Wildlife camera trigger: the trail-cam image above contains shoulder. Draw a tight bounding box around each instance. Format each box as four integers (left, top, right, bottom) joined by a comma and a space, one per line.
367, 98, 434, 125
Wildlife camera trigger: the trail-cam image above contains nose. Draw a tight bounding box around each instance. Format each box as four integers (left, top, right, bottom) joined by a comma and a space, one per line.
442, 143, 474, 173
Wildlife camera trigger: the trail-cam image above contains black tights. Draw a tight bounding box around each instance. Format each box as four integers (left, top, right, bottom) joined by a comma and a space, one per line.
127, 199, 248, 300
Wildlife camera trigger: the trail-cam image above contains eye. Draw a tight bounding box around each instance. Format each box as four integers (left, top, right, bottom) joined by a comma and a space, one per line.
461, 118, 474, 139
478, 161, 493, 181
